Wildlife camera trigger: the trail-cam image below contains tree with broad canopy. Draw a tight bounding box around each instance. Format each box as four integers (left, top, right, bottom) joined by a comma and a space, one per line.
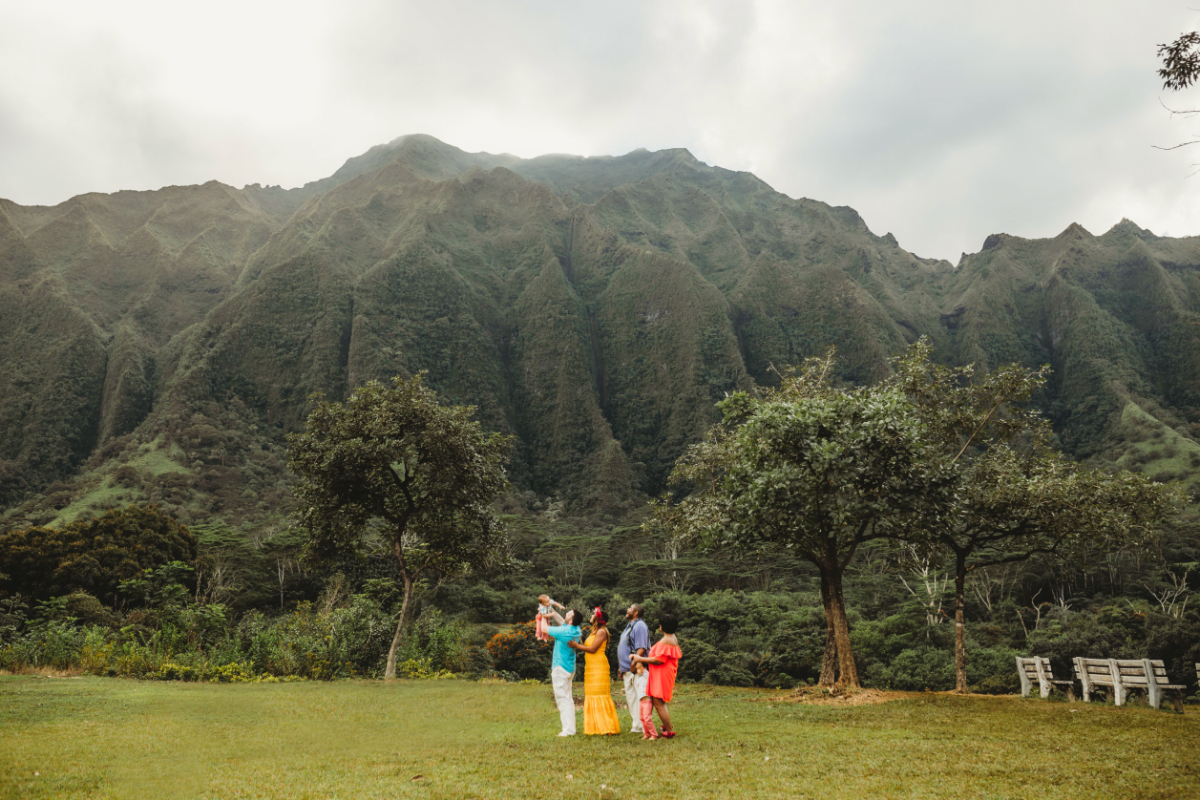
287, 374, 512, 679
657, 341, 1176, 692
656, 350, 956, 689
889, 341, 1177, 693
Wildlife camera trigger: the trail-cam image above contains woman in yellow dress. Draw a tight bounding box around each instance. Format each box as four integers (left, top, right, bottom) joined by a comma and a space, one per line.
570, 607, 621, 735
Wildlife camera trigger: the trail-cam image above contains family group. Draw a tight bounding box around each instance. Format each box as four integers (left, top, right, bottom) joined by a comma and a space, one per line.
535, 596, 681, 739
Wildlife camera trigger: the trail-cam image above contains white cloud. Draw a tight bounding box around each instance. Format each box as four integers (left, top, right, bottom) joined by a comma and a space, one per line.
1, 0, 1199, 258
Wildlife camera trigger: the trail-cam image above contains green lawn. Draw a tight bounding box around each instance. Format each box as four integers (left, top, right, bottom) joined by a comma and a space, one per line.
1, 677, 1197, 800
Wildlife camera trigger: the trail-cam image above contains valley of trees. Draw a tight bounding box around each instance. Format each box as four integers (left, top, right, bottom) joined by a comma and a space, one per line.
0, 343, 1194, 696
0, 137, 1198, 695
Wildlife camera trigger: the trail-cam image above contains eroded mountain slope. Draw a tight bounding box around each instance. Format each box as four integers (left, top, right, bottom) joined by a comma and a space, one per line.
2, 136, 1198, 528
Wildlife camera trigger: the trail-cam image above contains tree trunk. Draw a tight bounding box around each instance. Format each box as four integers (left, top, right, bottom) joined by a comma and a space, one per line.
817, 560, 860, 689
953, 551, 968, 693
818, 574, 838, 687
383, 529, 417, 680
826, 574, 860, 689
384, 572, 414, 680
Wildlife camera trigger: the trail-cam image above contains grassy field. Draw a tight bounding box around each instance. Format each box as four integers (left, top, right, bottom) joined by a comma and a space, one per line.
1, 677, 1197, 800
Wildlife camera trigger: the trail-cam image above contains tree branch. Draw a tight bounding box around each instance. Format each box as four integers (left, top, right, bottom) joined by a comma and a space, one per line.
953, 398, 1004, 463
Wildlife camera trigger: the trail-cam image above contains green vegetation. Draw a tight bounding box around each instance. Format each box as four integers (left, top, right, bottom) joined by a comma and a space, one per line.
657, 343, 1176, 692
1, 136, 1198, 705
46, 479, 132, 527
5, 134, 1200, 530
1, 678, 1197, 800
660, 348, 957, 688
889, 343, 1176, 692
287, 374, 512, 678
0, 505, 195, 602
0, 571, 475, 681
1116, 402, 1200, 490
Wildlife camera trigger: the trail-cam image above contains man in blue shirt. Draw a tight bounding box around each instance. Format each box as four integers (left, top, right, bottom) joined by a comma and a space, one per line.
545, 608, 583, 736
617, 603, 650, 733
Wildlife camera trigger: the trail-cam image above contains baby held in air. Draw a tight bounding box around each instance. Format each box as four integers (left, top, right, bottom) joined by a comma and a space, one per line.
535, 594, 564, 641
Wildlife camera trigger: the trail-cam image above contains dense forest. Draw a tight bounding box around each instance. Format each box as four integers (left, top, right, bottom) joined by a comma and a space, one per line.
0, 136, 1197, 694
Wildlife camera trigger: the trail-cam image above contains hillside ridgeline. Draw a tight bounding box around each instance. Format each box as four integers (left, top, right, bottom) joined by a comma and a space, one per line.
3, 134, 1200, 528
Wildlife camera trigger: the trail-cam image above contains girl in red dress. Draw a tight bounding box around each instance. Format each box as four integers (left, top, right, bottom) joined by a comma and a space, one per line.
629, 614, 682, 739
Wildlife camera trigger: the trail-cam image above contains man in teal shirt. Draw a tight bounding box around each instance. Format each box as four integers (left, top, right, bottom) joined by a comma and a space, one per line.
545, 609, 583, 736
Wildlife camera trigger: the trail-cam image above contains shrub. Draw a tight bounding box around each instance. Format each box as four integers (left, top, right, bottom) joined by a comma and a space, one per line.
238, 597, 389, 679
4, 620, 89, 671
677, 639, 722, 683
1143, 613, 1200, 691
1028, 607, 1141, 679
703, 663, 756, 687
397, 609, 469, 673
152, 662, 204, 681
965, 646, 1023, 694
206, 661, 258, 683
485, 622, 552, 680
63, 592, 117, 627
756, 626, 827, 687
881, 647, 955, 690
397, 657, 458, 679
79, 627, 114, 674
431, 583, 507, 623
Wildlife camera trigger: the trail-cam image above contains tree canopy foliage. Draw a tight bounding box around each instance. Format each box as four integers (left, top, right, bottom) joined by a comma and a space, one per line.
0, 504, 196, 603
891, 342, 1176, 691
1159, 31, 1200, 91
287, 374, 512, 678
658, 350, 956, 688
659, 342, 1177, 691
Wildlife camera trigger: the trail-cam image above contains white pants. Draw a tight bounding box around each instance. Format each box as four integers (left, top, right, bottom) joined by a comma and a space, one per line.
551, 666, 576, 735
622, 671, 648, 733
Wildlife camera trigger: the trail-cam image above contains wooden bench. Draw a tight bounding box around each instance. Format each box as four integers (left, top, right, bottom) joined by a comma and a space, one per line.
1073, 657, 1184, 711
1016, 656, 1074, 700
1074, 658, 1121, 704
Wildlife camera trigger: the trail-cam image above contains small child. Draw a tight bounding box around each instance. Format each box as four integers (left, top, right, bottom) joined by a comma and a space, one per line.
632, 660, 652, 735
630, 614, 682, 740
534, 594, 564, 642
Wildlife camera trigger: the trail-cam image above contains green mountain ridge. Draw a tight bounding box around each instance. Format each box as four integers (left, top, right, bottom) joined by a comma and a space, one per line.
2, 135, 1199, 530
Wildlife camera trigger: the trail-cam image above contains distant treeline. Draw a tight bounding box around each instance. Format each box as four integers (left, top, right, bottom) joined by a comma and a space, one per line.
0, 503, 1196, 694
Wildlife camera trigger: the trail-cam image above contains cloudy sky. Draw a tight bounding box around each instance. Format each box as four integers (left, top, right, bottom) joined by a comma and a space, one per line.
1, 0, 1199, 260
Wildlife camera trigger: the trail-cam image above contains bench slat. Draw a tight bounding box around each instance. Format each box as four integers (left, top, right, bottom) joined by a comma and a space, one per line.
1018, 657, 1074, 700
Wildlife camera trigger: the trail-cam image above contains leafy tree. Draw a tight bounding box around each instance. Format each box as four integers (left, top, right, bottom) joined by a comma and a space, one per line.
0, 504, 196, 603
1159, 32, 1200, 91
532, 534, 611, 589
287, 374, 512, 679
890, 342, 1176, 692
117, 561, 195, 610
1154, 31, 1200, 153
659, 351, 955, 688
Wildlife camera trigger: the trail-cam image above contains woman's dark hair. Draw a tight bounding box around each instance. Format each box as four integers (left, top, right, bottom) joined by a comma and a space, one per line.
592, 607, 608, 626
659, 614, 679, 634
